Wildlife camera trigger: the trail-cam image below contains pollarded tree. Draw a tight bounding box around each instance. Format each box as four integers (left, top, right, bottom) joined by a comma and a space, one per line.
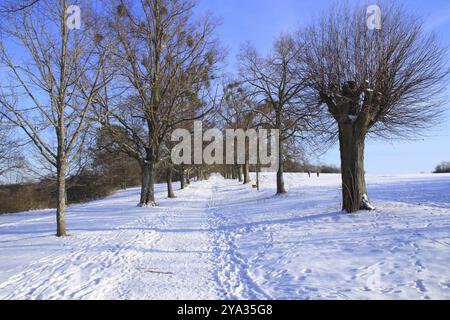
299, 3, 449, 212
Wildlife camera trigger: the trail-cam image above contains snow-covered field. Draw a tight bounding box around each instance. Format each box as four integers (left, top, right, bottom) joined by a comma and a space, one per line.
0, 173, 449, 300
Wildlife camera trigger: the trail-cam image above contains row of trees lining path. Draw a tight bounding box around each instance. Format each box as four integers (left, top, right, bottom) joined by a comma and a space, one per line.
0, 1, 448, 236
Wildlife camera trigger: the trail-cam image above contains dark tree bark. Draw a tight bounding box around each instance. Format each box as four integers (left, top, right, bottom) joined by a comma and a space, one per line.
276, 111, 286, 194
256, 164, 260, 191
139, 160, 156, 206
180, 165, 186, 189
166, 166, 175, 198
276, 148, 286, 194
338, 123, 371, 212
243, 137, 251, 184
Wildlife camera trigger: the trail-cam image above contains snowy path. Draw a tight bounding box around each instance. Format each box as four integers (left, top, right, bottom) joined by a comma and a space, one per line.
1, 173, 450, 299
0, 180, 220, 300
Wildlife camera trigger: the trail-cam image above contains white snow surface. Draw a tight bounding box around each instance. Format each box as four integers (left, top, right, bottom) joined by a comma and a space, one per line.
0, 173, 450, 300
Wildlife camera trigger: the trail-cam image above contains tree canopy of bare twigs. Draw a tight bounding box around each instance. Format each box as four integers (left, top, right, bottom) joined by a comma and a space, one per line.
0, 0, 40, 13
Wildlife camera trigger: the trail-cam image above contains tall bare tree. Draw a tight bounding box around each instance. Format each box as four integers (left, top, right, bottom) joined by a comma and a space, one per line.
239, 35, 316, 194
0, 0, 114, 236
96, 0, 221, 207
299, 3, 449, 212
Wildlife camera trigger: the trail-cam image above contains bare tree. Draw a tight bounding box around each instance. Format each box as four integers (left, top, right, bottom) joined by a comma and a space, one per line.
0, 0, 114, 236
96, 0, 221, 207
239, 35, 316, 194
299, 3, 449, 212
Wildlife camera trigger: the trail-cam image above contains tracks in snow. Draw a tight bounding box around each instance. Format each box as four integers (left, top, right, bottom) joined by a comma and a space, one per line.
207, 178, 272, 300
0, 218, 160, 299
2, 175, 450, 300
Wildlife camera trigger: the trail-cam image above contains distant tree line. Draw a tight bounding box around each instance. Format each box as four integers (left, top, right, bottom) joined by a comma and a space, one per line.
434, 162, 450, 174
282, 160, 340, 174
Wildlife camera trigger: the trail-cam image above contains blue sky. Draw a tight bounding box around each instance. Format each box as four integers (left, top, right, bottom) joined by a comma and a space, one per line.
195, 0, 450, 174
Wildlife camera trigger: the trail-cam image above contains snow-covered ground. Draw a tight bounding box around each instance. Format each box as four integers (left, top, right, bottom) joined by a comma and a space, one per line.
0, 173, 449, 300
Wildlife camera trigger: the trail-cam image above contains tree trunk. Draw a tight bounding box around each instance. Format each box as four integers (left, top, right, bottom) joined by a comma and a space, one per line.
167, 167, 175, 198
232, 166, 237, 179
276, 140, 286, 194
275, 110, 286, 194
256, 164, 260, 191
186, 170, 190, 185
139, 161, 156, 206
56, 159, 67, 237
238, 165, 243, 182
338, 123, 373, 213
243, 160, 251, 184
180, 165, 186, 189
